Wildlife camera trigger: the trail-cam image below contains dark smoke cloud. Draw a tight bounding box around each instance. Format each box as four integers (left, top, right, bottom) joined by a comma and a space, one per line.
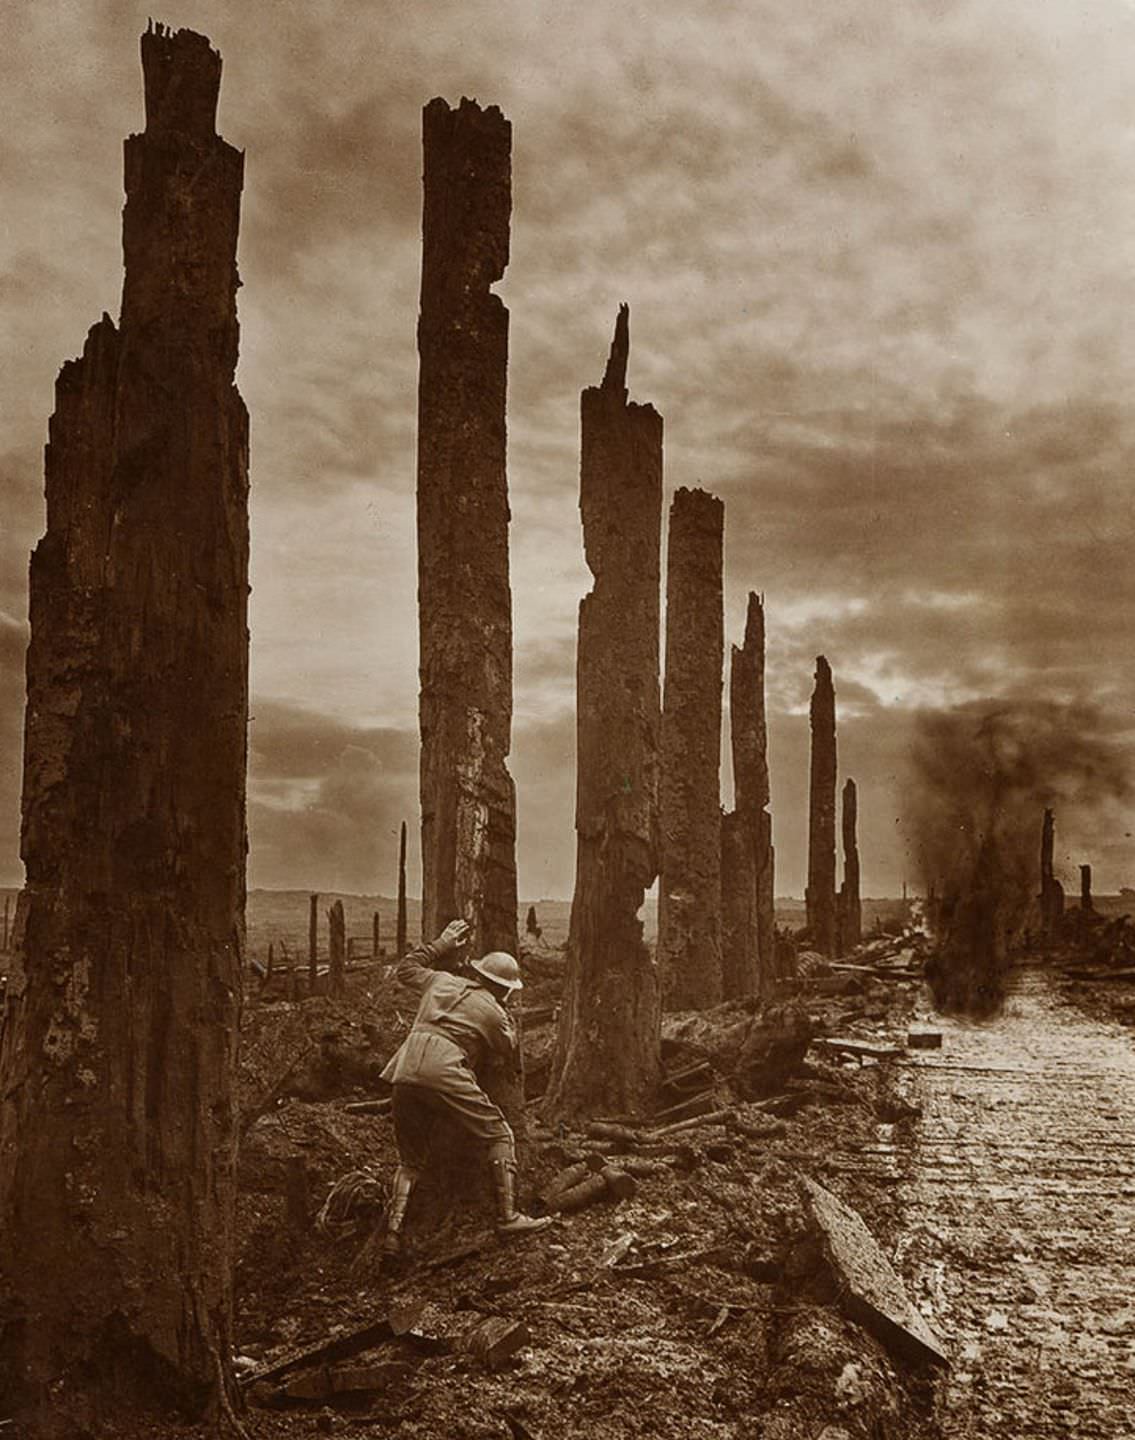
905, 698, 1132, 1010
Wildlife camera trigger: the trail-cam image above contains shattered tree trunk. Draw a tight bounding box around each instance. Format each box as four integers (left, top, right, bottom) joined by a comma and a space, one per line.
836, 777, 862, 954
1039, 808, 1064, 941
805, 655, 837, 957
721, 592, 775, 998
308, 891, 319, 993
659, 488, 724, 1010
0, 25, 247, 1427
545, 307, 662, 1119
372, 909, 380, 959
328, 900, 346, 997
417, 96, 518, 961
1081, 864, 1093, 912
396, 819, 408, 956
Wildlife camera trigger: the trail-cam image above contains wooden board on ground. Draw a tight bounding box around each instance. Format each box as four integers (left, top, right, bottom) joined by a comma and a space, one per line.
811, 1037, 902, 1061
802, 1175, 948, 1368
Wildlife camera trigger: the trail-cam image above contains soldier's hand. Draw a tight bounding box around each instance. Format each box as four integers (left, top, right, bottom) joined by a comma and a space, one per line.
435, 918, 471, 956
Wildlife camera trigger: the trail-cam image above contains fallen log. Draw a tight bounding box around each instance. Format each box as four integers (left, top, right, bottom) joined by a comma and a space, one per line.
273, 1360, 416, 1403
811, 1037, 901, 1062
650, 1090, 718, 1125
240, 1302, 425, 1388
585, 1121, 645, 1146
549, 1165, 637, 1214
532, 1156, 605, 1214
652, 1107, 733, 1138
343, 1097, 393, 1116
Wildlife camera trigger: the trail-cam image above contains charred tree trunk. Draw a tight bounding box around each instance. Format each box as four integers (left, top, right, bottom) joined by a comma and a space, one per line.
0, 24, 247, 1429
372, 909, 381, 959
1039, 808, 1064, 942
659, 488, 724, 1010
1080, 864, 1093, 912
836, 778, 862, 954
721, 592, 774, 997
308, 891, 319, 993
805, 656, 837, 957
328, 900, 346, 997
396, 819, 408, 957
545, 308, 663, 1120
417, 97, 518, 962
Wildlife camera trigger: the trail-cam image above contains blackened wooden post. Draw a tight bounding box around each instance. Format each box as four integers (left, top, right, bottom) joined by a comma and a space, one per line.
308, 891, 319, 994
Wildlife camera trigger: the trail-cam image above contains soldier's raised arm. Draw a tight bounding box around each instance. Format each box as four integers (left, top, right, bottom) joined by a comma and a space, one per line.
392, 918, 470, 993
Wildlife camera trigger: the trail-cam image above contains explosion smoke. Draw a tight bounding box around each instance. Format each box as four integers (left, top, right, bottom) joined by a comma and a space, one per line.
905, 699, 1131, 1012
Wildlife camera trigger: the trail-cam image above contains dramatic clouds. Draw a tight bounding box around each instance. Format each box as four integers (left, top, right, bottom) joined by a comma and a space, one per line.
2, 0, 1133, 896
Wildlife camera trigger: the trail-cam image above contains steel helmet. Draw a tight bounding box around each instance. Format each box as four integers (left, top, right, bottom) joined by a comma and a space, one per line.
471, 951, 524, 992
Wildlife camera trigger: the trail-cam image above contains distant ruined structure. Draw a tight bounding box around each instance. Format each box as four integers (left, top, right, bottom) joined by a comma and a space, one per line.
0, 25, 247, 1421
546, 308, 663, 1117
417, 96, 518, 960
836, 777, 862, 953
659, 487, 724, 1009
806, 656, 837, 956
721, 593, 774, 997
1039, 807, 1064, 940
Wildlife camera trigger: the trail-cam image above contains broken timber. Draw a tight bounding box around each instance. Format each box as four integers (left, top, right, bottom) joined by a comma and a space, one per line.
802, 1176, 948, 1368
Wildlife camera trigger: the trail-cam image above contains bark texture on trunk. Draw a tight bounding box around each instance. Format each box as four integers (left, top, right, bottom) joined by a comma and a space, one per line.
805, 655, 837, 957
659, 488, 724, 1010
721, 593, 775, 998
0, 24, 247, 1428
417, 96, 517, 962
545, 308, 662, 1120
836, 777, 862, 954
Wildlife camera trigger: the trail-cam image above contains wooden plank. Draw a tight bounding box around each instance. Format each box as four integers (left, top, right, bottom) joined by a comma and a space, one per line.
802, 1176, 947, 1368
239, 1302, 424, 1388
811, 1037, 901, 1061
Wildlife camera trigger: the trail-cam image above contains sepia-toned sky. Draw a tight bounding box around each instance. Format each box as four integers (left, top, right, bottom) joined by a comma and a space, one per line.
2, 0, 1134, 899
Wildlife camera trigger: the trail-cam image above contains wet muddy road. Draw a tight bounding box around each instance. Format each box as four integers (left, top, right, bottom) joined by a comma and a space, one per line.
856, 966, 1135, 1437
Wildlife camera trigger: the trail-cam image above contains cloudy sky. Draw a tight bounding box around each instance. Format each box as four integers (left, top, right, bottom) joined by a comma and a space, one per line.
2, 0, 1134, 900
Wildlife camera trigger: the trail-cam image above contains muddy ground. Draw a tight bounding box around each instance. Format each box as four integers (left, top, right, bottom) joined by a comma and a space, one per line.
201, 935, 943, 1440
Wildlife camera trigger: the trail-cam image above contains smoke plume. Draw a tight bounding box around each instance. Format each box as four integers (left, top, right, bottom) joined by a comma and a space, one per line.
905, 699, 1131, 1012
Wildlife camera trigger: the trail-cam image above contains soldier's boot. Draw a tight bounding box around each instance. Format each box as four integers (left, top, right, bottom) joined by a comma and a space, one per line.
383, 1164, 420, 1256
488, 1141, 553, 1238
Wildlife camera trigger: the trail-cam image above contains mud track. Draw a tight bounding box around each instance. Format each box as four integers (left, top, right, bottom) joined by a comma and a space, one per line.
845, 965, 1135, 1437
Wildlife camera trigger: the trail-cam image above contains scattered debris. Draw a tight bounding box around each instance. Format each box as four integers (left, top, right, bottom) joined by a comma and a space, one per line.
460, 1316, 530, 1371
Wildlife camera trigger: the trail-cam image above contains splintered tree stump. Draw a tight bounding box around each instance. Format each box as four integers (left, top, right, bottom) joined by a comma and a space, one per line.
545, 307, 663, 1121
328, 899, 346, 997
836, 778, 862, 955
417, 96, 518, 960
659, 487, 725, 1010
721, 592, 775, 998
806, 656, 837, 957
0, 23, 247, 1423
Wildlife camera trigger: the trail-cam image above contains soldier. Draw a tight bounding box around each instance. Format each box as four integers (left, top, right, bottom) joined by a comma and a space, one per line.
381, 918, 552, 1254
